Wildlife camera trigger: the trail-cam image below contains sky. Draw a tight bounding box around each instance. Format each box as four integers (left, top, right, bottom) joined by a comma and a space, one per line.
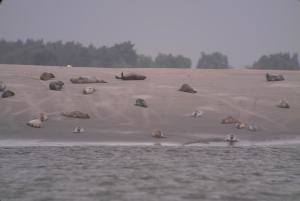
0, 0, 299, 67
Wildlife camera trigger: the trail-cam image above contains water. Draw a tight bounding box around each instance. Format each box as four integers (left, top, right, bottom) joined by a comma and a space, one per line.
0, 144, 300, 201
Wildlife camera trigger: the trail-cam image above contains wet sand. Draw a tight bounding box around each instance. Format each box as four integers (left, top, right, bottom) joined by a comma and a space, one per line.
0, 64, 300, 145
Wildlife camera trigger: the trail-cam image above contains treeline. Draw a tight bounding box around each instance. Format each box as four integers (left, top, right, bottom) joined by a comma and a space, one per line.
0, 39, 299, 70
195, 52, 299, 70
252, 53, 299, 70
0, 39, 191, 68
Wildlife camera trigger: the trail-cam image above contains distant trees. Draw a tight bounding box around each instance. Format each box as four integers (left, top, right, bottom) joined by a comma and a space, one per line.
154, 53, 192, 68
0, 39, 192, 68
136, 54, 154, 68
136, 53, 192, 68
1, 39, 299, 70
252, 53, 299, 70
0, 39, 138, 67
196, 52, 229, 69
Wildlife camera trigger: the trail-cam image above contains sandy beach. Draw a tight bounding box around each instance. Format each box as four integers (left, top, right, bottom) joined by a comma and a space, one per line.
0, 64, 300, 145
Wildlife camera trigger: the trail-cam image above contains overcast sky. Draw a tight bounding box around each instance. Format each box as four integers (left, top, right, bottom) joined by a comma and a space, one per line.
0, 0, 299, 67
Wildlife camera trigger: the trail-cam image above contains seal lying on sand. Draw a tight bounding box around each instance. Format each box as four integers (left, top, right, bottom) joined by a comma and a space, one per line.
2, 90, 15, 98
221, 116, 240, 124
266, 73, 284, 81
152, 129, 166, 138
49, 81, 64, 91
277, 99, 290, 108
115, 72, 146, 80
40, 72, 55, 81
190, 110, 204, 118
226, 134, 238, 143
235, 122, 246, 129
248, 124, 258, 132
27, 113, 48, 128
135, 98, 148, 108
27, 119, 42, 128
178, 84, 197, 93
62, 111, 90, 119
83, 87, 96, 95
73, 126, 85, 133
70, 76, 107, 84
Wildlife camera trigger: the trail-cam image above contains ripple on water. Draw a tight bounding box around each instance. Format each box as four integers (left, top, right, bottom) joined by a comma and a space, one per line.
0, 145, 300, 201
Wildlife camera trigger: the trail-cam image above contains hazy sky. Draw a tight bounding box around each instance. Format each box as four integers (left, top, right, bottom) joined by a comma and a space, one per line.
0, 0, 299, 67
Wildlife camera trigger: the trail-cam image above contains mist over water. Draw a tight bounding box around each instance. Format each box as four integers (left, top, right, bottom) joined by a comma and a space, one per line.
1, 145, 300, 201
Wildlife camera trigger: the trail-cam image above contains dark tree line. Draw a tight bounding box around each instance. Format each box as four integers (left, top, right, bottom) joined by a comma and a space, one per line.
0, 39, 138, 67
195, 51, 299, 70
0, 39, 191, 68
252, 53, 299, 70
154, 53, 191, 68
196, 52, 229, 69
0, 39, 299, 70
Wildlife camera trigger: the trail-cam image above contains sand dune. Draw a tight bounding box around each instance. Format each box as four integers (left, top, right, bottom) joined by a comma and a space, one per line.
0, 64, 300, 144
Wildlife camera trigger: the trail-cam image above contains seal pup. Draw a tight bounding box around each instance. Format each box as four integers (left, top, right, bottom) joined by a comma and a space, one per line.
191, 110, 204, 118
152, 129, 166, 138
235, 122, 246, 129
83, 87, 96, 95
248, 124, 258, 132
27, 113, 48, 128
73, 126, 85, 133
27, 119, 42, 128
221, 116, 240, 124
178, 84, 197, 93
277, 99, 290, 108
135, 98, 148, 108
226, 134, 238, 143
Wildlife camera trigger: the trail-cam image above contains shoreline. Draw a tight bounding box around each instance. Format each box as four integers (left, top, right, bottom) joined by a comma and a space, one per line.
1, 137, 300, 147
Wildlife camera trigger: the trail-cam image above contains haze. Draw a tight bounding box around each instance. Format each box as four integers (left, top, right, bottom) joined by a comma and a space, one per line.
0, 0, 299, 67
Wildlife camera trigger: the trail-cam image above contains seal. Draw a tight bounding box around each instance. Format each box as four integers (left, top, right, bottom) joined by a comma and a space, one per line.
152, 129, 166, 138
135, 98, 148, 108
277, 99, 290, 108
27, 119, 42, 128
70, 76, 107, 84
266, 73, 284, 81
115, 72, 146, 80
40, 72, 55, 81
2, 90, 15, 98
226, 134, 238, 143
83, 87, 96, 95
191, 110, 204, 118
178, 84, 197, 93
221, 116, 240, 124
62, 111, 90, 119
73, 126, 85, 133
49, 81, 64, 91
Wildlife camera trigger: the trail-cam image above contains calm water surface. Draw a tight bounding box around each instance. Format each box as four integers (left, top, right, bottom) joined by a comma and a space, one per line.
0, 145, 300, 201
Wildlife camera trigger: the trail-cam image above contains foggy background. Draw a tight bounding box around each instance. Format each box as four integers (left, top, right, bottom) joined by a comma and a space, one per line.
0, 0, 299, 67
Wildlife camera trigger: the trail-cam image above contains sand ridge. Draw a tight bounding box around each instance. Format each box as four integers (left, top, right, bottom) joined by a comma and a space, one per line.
0, 64, 300, 144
